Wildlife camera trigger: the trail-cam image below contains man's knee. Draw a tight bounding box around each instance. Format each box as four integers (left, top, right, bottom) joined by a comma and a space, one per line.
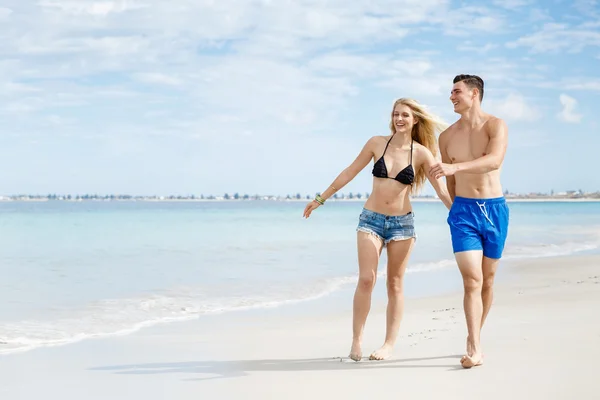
463, 275, 483, 293
482, 274, 495, 292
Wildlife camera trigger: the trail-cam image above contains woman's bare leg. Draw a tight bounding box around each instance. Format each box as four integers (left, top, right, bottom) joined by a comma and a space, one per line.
350, 231, 384, 361
369, 238, 414, 360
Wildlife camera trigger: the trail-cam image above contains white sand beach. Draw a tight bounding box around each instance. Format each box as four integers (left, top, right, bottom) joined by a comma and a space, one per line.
1, 255, 599, 400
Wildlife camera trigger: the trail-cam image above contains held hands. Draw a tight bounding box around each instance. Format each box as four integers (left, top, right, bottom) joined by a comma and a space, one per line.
430, 162, 457, 180
303, 200, 321, 218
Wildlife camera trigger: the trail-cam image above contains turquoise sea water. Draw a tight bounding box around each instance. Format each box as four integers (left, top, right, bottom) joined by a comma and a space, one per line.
1, 200, 599, 354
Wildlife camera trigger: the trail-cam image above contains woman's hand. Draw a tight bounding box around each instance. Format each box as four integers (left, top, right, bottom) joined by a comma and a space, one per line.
303, 200, 321, 218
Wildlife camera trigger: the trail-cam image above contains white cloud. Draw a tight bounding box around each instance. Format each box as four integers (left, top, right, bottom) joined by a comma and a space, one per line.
0, 7, 12, 19
492, 0, 534, 9
0, 1, 597, 195
507, 22, 600, 53
13, 35, 150, 56
558, 94, 583, 123
563, 81, 600, 91
0, 1, 507, 145
528, 8, 553, 22
508, 130, 553, 148
307, 53, 383, 78
378, 69, 449, 97
487, 93, 542, 122
442, 6, 505, 36
38, 0, 147, 16
537, 79, 600, 91
0, 2, 573, 158
574, 0, 599, 15
457, 43, 498, 54
1, 0, 465, 139
133, 72, 182, 86
0, 0, 510, 147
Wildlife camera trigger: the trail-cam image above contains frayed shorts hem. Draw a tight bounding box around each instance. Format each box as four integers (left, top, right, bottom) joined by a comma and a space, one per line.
356, 228, 417, 246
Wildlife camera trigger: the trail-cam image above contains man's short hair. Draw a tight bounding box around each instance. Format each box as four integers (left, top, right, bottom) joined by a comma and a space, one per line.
453, 74, 484, 102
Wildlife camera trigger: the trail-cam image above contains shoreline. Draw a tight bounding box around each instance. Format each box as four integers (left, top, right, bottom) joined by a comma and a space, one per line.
1, 246, 595, 358
1, 244, 598, 358
1, 197, 600, 203
1, 254, 598, 399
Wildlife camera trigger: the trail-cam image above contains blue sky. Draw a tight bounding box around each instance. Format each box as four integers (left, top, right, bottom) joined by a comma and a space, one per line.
1, 0, 599, 196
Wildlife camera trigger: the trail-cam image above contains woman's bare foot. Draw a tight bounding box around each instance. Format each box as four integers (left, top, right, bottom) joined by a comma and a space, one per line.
369, 343, 394, 360
461, 336, 472, 363
461, 337, 485, 365
349, 340, 362, 361
461, 352, 483, 368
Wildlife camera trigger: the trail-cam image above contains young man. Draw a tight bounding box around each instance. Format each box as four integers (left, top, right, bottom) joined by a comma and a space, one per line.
429, 74, 509, 368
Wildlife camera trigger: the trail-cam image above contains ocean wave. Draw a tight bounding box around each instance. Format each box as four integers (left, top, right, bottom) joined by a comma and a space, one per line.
503, 241, 599, 260
1, 238, 597, 355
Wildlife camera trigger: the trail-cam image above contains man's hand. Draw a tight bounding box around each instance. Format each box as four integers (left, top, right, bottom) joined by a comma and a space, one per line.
430, 162, 457, 180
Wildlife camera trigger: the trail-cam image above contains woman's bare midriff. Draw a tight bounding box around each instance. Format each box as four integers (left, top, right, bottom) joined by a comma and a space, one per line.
362, 179, 413, 216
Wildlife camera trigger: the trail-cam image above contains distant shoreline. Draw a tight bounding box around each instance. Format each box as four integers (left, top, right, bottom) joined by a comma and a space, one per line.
1, 197, 600, 203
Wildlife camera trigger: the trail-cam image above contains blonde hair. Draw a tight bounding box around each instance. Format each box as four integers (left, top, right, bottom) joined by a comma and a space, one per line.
389, 98, 448, 194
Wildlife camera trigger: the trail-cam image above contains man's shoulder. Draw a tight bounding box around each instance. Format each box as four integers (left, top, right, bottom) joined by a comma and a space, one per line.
483, 114, 507, 134
439, 122, 459, 141
483, 112, 505, 125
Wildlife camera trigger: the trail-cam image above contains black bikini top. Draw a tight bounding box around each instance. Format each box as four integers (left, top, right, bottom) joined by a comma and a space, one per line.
372, 136, 414, 185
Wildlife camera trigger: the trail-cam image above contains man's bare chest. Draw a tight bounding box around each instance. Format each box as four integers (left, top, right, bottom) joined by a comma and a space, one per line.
447, 131, 489, 163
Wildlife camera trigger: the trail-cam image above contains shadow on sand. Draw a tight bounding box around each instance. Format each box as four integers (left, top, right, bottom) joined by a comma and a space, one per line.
90, 354, 465, 381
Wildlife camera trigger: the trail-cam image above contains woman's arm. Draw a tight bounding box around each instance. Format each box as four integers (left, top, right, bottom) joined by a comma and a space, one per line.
318, 137, 376, 201
303, 137, 376, 218
439, 130, 456, 201
421, 146, 453, 211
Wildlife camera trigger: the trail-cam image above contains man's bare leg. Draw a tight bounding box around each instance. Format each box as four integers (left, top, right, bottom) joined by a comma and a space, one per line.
369, 238, 414, 360
481, 256, 500, 327
350, 232, 383, 361
456, 250, 484, 368
465, 254, 501, 355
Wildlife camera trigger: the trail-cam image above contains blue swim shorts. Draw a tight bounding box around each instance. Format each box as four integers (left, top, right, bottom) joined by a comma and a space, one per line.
447, 196, 509, 259
356, 208, 416, 245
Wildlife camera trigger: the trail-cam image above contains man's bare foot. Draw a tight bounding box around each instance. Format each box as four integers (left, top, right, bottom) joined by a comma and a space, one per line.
349, 340, 362, 362
369, 343, 393, 360
461, 353, 483, 368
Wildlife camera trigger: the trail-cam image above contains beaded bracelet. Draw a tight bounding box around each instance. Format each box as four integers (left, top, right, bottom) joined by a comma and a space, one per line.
314, 194, 325, 205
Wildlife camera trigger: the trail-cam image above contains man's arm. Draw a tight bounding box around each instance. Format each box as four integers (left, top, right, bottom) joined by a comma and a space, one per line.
453, 118, 508, 174
430, 118, 508, 179
439, 130, 456, 201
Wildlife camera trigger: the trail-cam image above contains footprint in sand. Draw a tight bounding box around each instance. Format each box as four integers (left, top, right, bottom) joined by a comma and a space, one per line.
432, 307, 456, 313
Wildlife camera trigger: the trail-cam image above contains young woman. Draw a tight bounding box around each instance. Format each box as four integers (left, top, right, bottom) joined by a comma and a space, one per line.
303, 98, 452, 361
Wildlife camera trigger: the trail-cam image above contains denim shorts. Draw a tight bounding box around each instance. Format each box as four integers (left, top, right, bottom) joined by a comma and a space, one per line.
447, 196, 509, 259
356, 208, 416, 245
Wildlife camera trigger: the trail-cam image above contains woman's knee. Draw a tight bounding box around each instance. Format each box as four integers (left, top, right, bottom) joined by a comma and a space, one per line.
357, 274, 376, 291
386, 275, 404, 295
